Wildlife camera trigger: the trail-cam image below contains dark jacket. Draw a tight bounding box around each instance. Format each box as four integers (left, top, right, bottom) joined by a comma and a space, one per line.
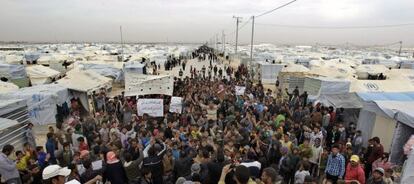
104, 161, 128, 184
124, 150, 144, 181
173, 157, 193, 178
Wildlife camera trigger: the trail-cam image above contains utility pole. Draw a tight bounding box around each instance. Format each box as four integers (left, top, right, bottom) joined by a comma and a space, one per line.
222, 30, 225, 52
398, 41, 402, 56
223, 31, 226, 55
215, 34, 218, 52
120, 26, 124, 62
233, 16, 242, 55
250, 16, 255, 63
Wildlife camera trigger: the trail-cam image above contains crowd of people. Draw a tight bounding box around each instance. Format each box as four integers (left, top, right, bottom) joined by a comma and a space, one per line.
0, 47, 398, 184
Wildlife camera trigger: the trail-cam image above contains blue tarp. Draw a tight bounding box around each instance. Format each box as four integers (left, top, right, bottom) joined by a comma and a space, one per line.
357, 92, 414, 102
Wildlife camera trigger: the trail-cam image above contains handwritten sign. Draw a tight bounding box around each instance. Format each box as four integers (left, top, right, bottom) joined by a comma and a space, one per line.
125, 73, 173, 96
169, 97, 182, 113
235, 86, 246, 96
92, 160, 103, 170
137, 99, 164, 117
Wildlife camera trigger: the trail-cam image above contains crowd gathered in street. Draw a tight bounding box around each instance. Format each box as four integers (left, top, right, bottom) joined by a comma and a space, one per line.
0, 46, 398, 184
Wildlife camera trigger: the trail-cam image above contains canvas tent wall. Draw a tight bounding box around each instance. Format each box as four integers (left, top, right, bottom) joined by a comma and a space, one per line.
124, 61, 145, 75
26, 65, 61, 85
256, 62, 285, 84
0, 84, 69, 125
303, 77, 351, 97
356, 92, 414, 163
0, 81, 19, 94
0, 99, 30, 150
0, 63, 29, 87
56, 69, 112, 112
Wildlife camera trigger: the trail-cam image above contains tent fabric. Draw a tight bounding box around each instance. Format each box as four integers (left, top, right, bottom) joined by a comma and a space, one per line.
56, 69, 112, 94
356, 109, 376, 147
0, 84, 69, 125
0, 64, 27, 79
257, 63, 284, 84
317, 93, 363, 109
357, 92, 414, 102
26, 65, 61, 85
0, 81, 19, 94
375, 101, 414, 128
0, 99, 26, 116
74, 61, 124, 81
350, 79, 414, 92
124, 61, 144, 74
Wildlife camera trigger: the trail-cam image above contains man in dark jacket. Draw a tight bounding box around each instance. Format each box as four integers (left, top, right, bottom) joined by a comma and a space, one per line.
143, 139, 167, 184
174, 150, 193, 179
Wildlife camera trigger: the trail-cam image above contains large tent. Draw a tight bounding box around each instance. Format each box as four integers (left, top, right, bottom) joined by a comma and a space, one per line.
56, 69, 112, 111
0, 63, 29, 87
256, 61, 285, 84
0, 84, 69, 125
26, 65, 61, 85
356, 92, 414, 164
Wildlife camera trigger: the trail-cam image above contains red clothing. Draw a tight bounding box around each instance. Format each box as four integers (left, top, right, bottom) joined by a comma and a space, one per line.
329, 112, 336, 123
345, 163, 365, 184
79, 142, 89, 151
368, 144, 384, 163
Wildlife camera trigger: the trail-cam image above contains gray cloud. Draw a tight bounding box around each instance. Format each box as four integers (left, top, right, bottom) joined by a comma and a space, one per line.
1, 0, 413, 45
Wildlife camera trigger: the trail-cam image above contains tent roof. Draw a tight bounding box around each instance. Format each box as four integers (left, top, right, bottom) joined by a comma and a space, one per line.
318, 93, 363, 108
56, 69, 112, 93
0, 118, 19, 130
375, 101, 414, 128
357, 92, 414, 102
350, 79, 414, 93
26, 65, 60, 79
0, 81, 19, 94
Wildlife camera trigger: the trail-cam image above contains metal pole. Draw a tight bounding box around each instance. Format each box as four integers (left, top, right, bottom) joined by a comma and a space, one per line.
398, 41, 402, 56
120, 26, 124, 62
223, 32, 226, 55
250, 16, 255, 63
234, 16, 241, 55
222, 30, 225, 52
216, 34, 218, 52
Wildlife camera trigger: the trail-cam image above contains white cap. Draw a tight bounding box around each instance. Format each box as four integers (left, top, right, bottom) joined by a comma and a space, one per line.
42, 165, 71, 180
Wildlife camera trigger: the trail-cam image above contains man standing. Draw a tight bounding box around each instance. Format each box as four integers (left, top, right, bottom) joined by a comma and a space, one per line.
25, 123, 37, 148
366, 137, 384, 179
0, 145, 21, 184
345, 155, 365, 184
325, 144, 346, 184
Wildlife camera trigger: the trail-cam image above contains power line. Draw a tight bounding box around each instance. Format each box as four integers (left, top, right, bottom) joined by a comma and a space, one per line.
226, 17, 252, 36
255, 22, 414, 29
255, 0, 297, 18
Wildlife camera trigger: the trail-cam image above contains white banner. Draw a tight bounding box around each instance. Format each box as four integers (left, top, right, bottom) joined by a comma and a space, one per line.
125, 73, 173, 96
137, 99, 164, 117
169, 96, 183, 113
235, 86, 246, 96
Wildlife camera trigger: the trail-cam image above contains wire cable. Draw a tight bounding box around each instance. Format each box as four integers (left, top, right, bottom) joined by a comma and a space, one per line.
255, 22, 414, 29
255, 0, 297, 18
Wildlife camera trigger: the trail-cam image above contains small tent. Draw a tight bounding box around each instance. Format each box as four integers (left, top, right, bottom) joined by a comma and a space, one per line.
74, 61, 124, 82
56, 69, 112, 111
26, 65, 61, 85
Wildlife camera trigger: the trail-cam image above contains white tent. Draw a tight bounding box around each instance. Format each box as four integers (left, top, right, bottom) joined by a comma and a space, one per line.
0, 81, 19, 94
0, 84, 69, 125
74, 61, 124, 81
26, 65, 61, 85
56, 70, 112, 111
124, 61, 145, 75
256, 62, 285, 84
356, 92, 414, 164
355, 65, 389, 79
0, 63, 29, 87
304, 77, 351, 97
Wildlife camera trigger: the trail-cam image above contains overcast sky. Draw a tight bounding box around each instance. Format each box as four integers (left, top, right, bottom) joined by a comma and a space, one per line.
1, 0, 413, 46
